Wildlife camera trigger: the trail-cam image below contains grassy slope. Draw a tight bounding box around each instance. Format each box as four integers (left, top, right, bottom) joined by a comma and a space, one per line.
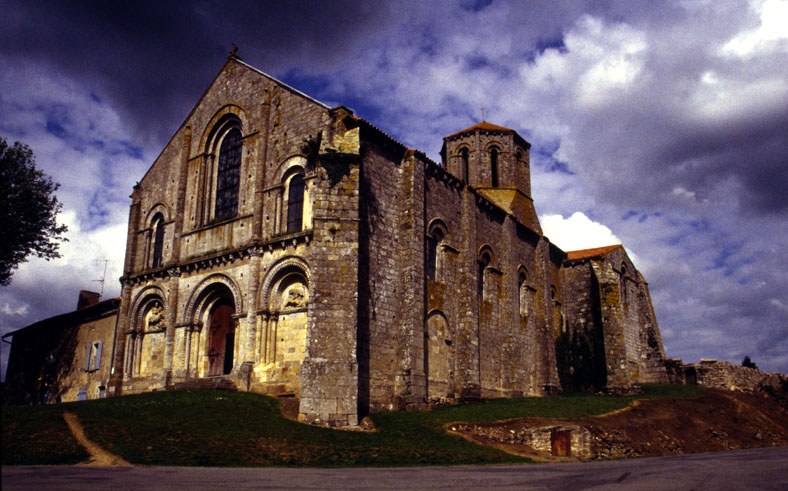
2, 384, 704, 467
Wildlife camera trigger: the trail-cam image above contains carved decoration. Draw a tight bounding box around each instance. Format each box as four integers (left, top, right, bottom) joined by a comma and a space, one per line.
282, 283, 307, 309
145, 302, 165, 331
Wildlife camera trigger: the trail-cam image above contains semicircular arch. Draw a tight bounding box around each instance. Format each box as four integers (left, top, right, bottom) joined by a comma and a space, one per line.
199, 105, 248, 153
129, 285, 167, 332
258, 256, 312, 311
184, 273, 244, 325
144, 202, 172, 226
272, 154, 308, 185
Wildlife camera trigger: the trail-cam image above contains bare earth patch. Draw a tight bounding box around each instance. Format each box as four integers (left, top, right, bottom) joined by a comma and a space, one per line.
62, 412, 131, 467
448, 389, 788, 461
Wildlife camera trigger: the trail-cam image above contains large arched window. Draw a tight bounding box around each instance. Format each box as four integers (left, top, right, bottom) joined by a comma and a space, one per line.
490, 147, 499, 187
151, 213, 165, 268
214, 128, 242, 220
286, 173, 305, 233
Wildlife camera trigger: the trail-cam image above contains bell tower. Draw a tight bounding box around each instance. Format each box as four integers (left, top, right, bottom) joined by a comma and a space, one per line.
440, 122, 541, 233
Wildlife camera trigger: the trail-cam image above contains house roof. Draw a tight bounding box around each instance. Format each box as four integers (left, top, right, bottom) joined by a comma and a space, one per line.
565, 244, 623, 261
1, 297, 120, 340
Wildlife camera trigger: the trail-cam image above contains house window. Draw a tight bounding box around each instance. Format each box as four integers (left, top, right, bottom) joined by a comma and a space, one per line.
151, 213, 164, 268
214, 128, 242, 220
77, 389, 87, 401
286, 174, 305, 233
84, 341, 102, 372
490, 147, 499, 187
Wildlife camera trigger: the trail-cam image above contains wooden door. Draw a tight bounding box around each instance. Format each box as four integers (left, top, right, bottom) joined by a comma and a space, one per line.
208, 303, 234, 376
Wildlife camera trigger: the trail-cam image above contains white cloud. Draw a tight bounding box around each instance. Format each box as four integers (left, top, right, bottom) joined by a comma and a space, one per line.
722, 0, 788, 57
541, 211, 621, 252
1, 302, 28, 316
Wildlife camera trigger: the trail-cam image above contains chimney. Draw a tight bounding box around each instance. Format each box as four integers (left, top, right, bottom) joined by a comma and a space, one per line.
77, 290, 101, 310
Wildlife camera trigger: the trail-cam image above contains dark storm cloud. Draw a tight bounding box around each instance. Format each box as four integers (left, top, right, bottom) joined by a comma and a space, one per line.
2, 0, 787, 376
0, 0, 389, 147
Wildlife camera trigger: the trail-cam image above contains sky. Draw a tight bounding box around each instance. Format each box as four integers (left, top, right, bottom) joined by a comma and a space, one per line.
1, 0, 787, 378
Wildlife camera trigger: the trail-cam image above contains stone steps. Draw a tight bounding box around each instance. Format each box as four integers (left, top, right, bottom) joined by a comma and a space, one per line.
168, 377, 238, 392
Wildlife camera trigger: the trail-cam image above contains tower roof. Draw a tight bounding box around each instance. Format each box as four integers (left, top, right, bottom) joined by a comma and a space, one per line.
446, 121, 514, 139
443, 121, 531, 150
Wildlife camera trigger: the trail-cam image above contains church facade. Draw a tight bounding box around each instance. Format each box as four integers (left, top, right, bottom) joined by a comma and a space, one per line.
106, 54, 667, 426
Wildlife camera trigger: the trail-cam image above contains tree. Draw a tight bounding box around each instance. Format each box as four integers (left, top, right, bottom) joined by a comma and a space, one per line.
742, 356, 758, 370
0, 137, 68, 285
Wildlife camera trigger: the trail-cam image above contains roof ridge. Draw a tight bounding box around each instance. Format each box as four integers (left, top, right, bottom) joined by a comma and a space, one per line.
446, 121, 514, 139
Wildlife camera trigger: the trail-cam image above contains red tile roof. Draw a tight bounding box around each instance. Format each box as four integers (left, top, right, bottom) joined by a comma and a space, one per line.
565, 244, 622, 261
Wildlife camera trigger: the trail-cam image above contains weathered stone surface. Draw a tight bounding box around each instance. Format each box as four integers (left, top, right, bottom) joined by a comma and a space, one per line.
666, 358, 787, 392
5, 56, 676, 426
103, 58, 672, 423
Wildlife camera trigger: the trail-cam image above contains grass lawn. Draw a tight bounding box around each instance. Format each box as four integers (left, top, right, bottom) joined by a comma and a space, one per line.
2, 384, 704, 467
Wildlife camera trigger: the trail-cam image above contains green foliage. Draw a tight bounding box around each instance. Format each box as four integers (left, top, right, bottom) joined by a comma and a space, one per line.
320, 150, 356, 186
2, 385, 703, 467
555, 328, 607, 392
742, 356, 758, 370
0, 137, 68, 285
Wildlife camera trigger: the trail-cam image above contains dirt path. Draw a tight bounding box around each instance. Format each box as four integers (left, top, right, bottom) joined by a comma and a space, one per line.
62, 412, 131, 467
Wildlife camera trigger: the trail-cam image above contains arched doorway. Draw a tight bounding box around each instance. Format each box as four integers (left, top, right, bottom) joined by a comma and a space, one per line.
207, 301, 235, 376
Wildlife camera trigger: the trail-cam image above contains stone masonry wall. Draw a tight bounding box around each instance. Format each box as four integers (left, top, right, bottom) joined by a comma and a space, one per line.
689, 359, 786, 392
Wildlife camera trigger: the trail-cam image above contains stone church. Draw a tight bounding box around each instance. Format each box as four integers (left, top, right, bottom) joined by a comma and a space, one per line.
100, 52, 668, 426
5, 52, 669, 424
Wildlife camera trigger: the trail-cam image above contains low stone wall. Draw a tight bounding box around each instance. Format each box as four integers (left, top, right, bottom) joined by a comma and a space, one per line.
451, 423, 594, 459
665, 358, 787, 392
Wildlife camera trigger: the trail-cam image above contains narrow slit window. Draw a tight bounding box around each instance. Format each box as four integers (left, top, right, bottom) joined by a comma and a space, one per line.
151, 213, 164, 268
478, 252, 491, 299
426, 228, 443, 281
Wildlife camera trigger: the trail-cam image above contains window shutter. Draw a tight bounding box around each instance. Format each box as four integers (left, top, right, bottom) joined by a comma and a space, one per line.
85, 345, 92, 371
93, 341, 103, 370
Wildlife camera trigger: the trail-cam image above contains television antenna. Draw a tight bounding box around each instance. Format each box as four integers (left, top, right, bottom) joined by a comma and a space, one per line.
93, 259, 114, 298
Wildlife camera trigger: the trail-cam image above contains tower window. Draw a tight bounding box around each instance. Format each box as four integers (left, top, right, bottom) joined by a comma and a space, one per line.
490, 147, 499, 187
460, 148, 469, 183
215, 128, 242, 220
